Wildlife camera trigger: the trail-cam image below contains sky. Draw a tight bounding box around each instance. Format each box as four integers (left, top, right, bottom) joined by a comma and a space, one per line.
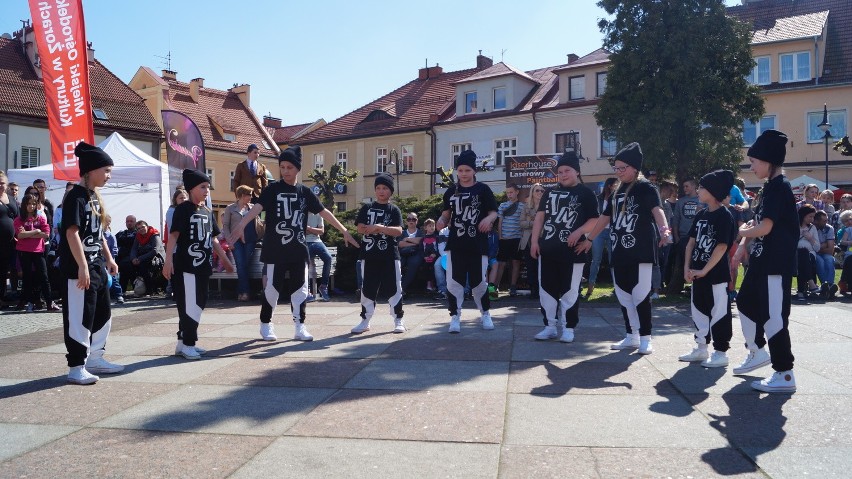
2, 0, 743, 126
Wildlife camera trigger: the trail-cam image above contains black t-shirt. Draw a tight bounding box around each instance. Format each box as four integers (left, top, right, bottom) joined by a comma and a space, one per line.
603, 180, 662, 264
688, 207, 733, 284
258, 181, 325, 263
171, 201, 221, 276
59, 185, 103, 277
442, 182, 498, 255
0, 200, 19, 242
537, 183, 599, 262
356, 202, 402, 261
749, 175, 798, 276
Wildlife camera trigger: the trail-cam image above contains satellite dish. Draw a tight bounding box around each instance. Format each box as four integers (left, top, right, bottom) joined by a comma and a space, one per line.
1, 33, 12, 39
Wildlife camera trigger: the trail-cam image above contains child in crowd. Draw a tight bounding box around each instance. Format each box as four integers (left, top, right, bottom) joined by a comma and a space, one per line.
229, 146, 358, 342
164, 169, 234, 360
679, 170, 735, 368
733, 129, 798, 393
351, 173, 405, 334
531, 151, 599, 342
436, 149, 498, 333
422, 218, 439, 291
15, 193, 58, 312
60, 142, 123, 384
489, 184, 525, 298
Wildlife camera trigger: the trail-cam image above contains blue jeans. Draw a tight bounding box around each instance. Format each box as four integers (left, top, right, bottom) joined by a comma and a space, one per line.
434, 260, 447, 293
815, 252, 836, 284
308, 241, 332, 286
400, 251, 424, 292
233, 240, 257, 295
588, 228, 611, 285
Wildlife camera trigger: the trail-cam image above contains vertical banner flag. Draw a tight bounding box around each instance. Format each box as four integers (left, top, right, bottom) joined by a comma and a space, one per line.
27, 0, 95, 181
162, 110, 206, 193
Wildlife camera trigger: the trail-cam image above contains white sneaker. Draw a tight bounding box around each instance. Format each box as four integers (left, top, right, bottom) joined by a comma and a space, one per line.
559, 328, 575, 343
174, 341, 207, 356
638, 336, 654, 355
534, 325, 557, 340
351, 318, 371, 334
85, 353, 125, 374
393, 318, 406, 333
751, 370, 796, 393
260, 323, 277, 341
702, 351, 729, 368
448, 315, 461, 334
294, 322, 314, 341
611, 333, 640, 350
678, 347, 709, 362
177, 343, 201, 360
67, 366, 98, 385
732, 348, 771, 375
480, 311, 494, 330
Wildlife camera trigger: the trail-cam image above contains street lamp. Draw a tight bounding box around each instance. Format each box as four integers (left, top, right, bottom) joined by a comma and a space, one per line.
388, 149, 400, 198
817, 103, 832, 189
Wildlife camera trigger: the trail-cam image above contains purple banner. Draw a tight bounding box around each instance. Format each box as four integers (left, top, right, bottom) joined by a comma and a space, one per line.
162, 110, 206, 192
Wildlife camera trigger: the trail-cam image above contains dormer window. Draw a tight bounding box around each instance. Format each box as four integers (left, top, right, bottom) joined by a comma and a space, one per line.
569, 75, 585, 100
223, 133, 236, 142
493, 87, 506, 110
780, 52, 810, 82
465, 92, 478, 113
363, 110, 394, 122
92, 108, 109, 120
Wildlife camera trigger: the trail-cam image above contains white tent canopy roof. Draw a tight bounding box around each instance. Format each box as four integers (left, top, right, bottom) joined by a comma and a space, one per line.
786, 175, 838, 193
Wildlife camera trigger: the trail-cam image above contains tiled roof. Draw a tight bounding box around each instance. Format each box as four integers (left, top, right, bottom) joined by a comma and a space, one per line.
157, 74, 278, 158
272, 122, 312, 144
728, 0, 852, 85
553, 48, 611, 73
297, 67, 483, 144
750, 10, 828, 44
0, 37, 161, 137
455, 62, 539, 85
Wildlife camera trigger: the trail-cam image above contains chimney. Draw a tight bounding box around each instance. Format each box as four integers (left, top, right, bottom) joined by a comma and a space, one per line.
162, 69, 177, 80
19, 28, 41, 79
189, 77, 204, 102
263, 115, 282, 128
418, 65, 444, 80
476, 50, 493, 69
567, 53, 579, 64
86, 41, 95, 63
230, 83, 251, 107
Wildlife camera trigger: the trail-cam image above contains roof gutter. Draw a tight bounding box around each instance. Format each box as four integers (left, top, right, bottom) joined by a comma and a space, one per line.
814, 35, 819, 86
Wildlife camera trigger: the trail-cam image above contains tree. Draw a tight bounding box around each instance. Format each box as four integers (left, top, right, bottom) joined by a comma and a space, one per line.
596, 0, 764, 184
306, 164, 359, 212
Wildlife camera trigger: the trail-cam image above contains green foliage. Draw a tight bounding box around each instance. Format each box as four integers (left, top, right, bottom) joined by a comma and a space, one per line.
307, 164, 360, 212
596, 0, 764, 184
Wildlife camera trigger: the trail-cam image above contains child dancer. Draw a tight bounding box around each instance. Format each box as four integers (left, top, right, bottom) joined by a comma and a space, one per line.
530, 151, 599, 342
351, 173, 405, 334
733, 130, 798, 393
577, 143, 671, 354
229, 146, 358, 341
679, 170, 735, 367
60, 142, 123, 384
163, 169, 234, 360
436, 149, 498, 333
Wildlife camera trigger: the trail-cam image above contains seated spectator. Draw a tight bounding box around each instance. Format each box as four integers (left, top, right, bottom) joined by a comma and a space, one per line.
819, 190, 836, 217
399, 213, 424, 295
102, 214, 124, 304
128, 220, 165, 295
796, 205, 821, 301
813, 210, 838, 298
796, 184, 825, 211
116, 215, 137, 290
837, 211, 852, 295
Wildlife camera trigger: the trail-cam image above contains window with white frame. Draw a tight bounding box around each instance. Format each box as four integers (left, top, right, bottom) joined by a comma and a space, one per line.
20, 146, 39, 168
222, 133, 236, 142
742, 115, 777, 146
313, 153, 324, 170
336, 151, 348, 170
807, 109, 847, 143
747, 56, 771, 85
206, 168, 215, 190
452, 143, 472, 162
555, 132, 579, 155
493, 87, 506, 110
600, 131, 618, 158
494, 138, 517, 166
464, 92, 477, 113
569, 75, 585, 100
376, 147, 388, 173
401, 144, 414, 172
780, 52, 810, 83
229, 171, 235, 191
596, 72, 607, 97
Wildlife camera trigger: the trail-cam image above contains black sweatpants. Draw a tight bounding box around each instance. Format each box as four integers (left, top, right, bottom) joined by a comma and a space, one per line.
360, 258, 403, 320
63, 261, 112, 367
737, 271, 794, 372
445, 250, 489, 316
19, 251, 51, 304
538, 259, 583, 328
612, 263, 653, 336
173, 271, 209, 346
690, 279, 732, 351
261, 261, 309, 323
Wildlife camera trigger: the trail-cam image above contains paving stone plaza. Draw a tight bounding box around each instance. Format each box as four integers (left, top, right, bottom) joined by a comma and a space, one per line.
1, 297, 850, 478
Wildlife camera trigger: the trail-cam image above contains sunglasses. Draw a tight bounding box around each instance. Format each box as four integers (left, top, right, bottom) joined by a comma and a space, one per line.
612, 166, 628, 173
407, 218, 417, 222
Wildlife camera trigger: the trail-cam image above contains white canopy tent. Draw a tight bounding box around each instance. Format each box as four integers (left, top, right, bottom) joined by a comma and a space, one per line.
8, 132, 170, 232
786, 175, 838, 196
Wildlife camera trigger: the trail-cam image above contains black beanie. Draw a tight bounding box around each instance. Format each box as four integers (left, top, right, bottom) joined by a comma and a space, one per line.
747, 129, 787, 165
75, 141, 114, 176
556, 150, 581, 174
455, 149, 477, 170
614, 142, 643, 172
279, 146, 302, 170
699, 169, 735, 202
374, 173, 395, 193
182, 168, 210, 192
